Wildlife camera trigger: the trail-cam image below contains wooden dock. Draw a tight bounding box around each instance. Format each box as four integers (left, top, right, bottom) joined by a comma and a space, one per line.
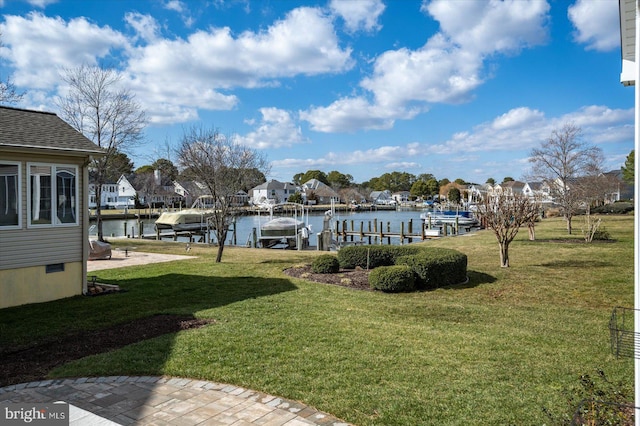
335, 218, 435, 245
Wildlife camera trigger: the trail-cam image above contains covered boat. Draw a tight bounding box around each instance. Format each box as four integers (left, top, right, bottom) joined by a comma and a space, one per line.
257, 202, 311, 249
420, 209, 479, 227
155, 196, 216, 232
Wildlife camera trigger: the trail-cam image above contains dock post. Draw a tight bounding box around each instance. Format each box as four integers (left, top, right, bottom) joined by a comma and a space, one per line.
342, 220, 347, 242
387, 222, 391, 245
253, 228, 257, 248
360, 222, 364, 243
350, 220, 354, 242
138, 222, 143, 239
368, 221, 372, 244
408, 219, 413, 243
401, 222, 405, 245
124, 222, 127, 238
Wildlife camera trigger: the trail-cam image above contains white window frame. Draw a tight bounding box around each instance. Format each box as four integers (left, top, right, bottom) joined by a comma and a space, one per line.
27, 162, 79, 228
0, 161, 22, 230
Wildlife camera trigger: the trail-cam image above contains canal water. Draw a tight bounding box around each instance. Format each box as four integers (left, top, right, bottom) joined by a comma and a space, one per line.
93, 208, 453, 247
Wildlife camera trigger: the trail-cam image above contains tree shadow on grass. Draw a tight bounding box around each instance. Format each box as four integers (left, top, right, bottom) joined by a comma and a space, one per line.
441, 270, 497, 290
538, 260, 613, 268
1, 272, 302, 423
0, 274, 297, 385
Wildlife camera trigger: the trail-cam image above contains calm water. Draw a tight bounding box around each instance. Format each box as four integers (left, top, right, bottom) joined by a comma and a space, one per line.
93, 208, 453, 247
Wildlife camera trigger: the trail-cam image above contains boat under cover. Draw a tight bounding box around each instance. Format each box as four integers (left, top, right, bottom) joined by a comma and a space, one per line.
257, 202, 311, 249
420, 210, 479, 227
155, 209, 215, 232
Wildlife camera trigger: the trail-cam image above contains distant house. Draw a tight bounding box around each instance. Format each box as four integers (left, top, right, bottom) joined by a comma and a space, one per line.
496, 180, 526, 196
523, 181, 553, 205
370, 190, 394, 205
251, 179, 297, 204
302, 179, 340, 204
392, 191, 411, 204
88, 175, 136, 209
127, 171, 181, 207
88, 181, 119, 209
602, 170, 633, 202
0, 106, 104, 309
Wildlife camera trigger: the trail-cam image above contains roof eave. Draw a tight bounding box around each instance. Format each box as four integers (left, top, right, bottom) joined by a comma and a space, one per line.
0, 144, 106, 157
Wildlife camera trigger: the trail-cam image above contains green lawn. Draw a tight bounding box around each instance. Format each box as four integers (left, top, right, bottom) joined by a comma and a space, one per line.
0, 215, 633, 425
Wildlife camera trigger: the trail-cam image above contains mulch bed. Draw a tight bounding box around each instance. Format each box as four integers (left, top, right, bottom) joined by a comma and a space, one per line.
0, 314, 214, 387
283, 265, 372, 291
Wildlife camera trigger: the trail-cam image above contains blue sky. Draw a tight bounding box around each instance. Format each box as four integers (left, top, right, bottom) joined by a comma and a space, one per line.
0, 0, 633, 185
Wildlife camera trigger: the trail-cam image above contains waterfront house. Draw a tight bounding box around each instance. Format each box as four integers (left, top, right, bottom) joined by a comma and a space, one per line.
370, 190, 393, 205
302, 179, 340, 204
251, 179, 297, 204
0, 106, 104, 309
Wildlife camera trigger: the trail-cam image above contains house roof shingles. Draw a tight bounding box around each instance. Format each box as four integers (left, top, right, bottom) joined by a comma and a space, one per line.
0, 106, 104, 156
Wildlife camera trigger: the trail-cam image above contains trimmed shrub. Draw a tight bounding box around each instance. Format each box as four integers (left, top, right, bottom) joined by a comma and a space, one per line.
312, 254, 340, 274
396, 249, 467, 290
337, 245, 421, 269
369, 265, 416, 292
591, 202, 633, 215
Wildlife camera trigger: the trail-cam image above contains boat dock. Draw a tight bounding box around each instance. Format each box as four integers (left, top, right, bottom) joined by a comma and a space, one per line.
334, 218, 456, 245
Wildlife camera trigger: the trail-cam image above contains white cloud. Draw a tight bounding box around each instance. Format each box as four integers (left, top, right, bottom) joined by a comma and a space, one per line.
122, 7, 353, 123
432, 105, 633, 155
424, 0, 550, 55
0, 12, 128, 88
329, 0, 386, 33
164, 0, 186, 13
361, 39, 483, 106
0, 7, 353, 125
568, 0, 619, 51
125, 12, 160, 43
128, 7, 352, 89
300, 96, 420, 132
492, 107, 545, 130
302, 0, 551, 133
236, 108, 309, 149
26, 0, 57, 7
272, 143, 422, 170
385, 161, 421, 170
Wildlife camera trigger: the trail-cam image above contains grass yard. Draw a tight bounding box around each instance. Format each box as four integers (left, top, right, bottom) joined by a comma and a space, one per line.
0, 215, 634, 425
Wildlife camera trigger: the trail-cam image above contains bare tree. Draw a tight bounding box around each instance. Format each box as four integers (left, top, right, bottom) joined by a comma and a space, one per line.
177, 126, 269, 262
57, 65, 146, 241
0, 32, 24, 104
476, 193, 539, 267
529, 123, 603, 234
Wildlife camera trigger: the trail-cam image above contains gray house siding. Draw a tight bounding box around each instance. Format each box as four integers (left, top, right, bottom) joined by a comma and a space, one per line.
0, 151, 85, 270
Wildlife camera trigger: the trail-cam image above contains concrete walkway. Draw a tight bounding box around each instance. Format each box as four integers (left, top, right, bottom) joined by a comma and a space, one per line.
0, 376, 350, 425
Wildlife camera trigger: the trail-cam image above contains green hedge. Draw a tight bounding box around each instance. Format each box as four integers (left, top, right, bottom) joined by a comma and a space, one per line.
368, 265, 416, 292
337, 245, 423, 269
337, 245, 467, 291
312, 254, 340, 274
396, 250, 467, 289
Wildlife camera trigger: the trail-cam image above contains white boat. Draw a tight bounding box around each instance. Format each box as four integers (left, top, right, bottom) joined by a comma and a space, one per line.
155, 196, 216, 232
420, 209, 479, 227
257, 202, 311, 249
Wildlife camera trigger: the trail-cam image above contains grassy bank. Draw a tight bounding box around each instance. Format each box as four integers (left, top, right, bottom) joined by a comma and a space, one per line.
0, 216, 633, 425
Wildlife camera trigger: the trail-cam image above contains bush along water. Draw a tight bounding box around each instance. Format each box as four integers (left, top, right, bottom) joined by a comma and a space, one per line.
336, 245, 467, 292
312, 254, 340, 274
368, 265, 416, 292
